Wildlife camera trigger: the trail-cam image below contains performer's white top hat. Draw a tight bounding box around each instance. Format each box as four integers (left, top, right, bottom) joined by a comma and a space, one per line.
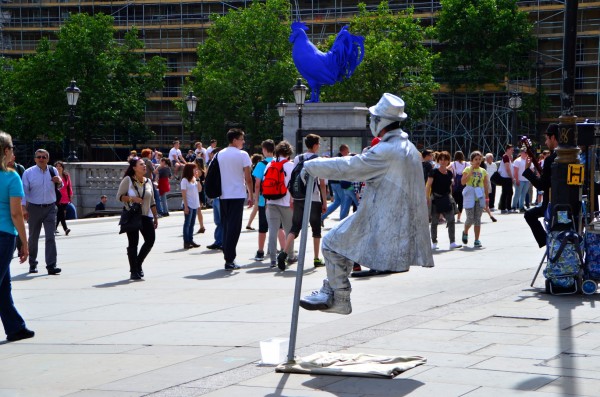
369, 93, 408, 121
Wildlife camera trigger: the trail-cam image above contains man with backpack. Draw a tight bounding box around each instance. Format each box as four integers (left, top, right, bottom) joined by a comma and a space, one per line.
277, 134, 327, 271
298, 93, 434, 314
251, 140, 275, 261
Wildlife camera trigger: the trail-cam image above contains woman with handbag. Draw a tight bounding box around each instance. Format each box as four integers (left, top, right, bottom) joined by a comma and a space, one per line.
54, 161, 72, 236
426, 151, 462, 250
117, 157, 158, 280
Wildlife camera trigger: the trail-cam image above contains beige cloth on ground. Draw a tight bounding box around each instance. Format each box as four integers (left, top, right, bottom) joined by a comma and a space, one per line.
276, 351, 426, 378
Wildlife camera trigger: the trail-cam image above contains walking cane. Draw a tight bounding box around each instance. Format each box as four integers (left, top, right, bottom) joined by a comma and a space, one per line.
286, 174, 314, 364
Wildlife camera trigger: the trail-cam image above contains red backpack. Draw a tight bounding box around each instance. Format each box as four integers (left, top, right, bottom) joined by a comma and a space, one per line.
261, 159, 289, 200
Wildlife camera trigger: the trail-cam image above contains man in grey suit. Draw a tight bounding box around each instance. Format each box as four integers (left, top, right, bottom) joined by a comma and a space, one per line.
21, 149, 62, 275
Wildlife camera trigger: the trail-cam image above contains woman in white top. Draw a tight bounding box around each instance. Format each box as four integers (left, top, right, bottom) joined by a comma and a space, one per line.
448, 151, 468, 223
181, 162, 201, 249
265, 141, 296, 268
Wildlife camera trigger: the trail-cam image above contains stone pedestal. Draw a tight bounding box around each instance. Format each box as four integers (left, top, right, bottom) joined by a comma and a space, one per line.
283, 102, 369, 155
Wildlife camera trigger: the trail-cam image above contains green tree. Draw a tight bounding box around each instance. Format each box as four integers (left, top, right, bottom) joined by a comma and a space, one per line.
431, 0, 535, 89
322, 2, 439, 123
4, 13, 166, 159
188, 0, 296, 147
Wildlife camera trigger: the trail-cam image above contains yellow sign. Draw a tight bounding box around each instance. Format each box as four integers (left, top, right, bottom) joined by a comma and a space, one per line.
567, 164, 584, 185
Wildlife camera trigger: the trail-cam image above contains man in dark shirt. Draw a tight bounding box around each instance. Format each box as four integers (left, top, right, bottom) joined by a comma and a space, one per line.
95, 195, 107, 211
422, 149, 433, 183
523, 124, 558, 248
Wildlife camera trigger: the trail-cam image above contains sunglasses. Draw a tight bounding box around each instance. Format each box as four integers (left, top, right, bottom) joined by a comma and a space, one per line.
36, 155, 48, 160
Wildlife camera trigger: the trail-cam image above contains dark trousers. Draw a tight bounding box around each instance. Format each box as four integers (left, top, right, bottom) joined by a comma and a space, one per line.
56, 203, 68, 231
0, 232, 26, 336
525, 204, 547, 248
126, 216, 156, 267
27, 204, 57, 269
220, 198, 245, 263
498, 177, 513, 211
489, 183, 497, 209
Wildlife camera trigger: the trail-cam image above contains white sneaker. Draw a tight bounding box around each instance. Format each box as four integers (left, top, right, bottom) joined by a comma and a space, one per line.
449, 242, 463, 249
431, 243, 438, 250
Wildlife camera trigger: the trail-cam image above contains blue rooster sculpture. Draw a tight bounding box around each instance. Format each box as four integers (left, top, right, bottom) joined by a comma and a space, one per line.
290, 21, 365, 103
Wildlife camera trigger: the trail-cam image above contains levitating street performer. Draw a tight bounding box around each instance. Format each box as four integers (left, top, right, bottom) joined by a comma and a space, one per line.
299, 93, 434, 315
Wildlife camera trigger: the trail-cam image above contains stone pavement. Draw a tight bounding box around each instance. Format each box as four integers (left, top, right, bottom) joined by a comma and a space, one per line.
1, 206, 599, 397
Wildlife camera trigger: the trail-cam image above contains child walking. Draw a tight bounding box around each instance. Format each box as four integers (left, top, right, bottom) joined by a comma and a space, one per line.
461, 151, 489, 248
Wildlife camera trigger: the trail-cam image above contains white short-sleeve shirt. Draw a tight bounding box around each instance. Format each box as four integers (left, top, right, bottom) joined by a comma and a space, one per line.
217, 146, 252, 199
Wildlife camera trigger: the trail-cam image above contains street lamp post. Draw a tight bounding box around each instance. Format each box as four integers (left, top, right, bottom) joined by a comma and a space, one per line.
65, 79, 81, 162
535, 57, 545, 142
276, 96, 287, 142
508, 91, 522, 148
291, 79, 307, 155
185, 90, 198, 145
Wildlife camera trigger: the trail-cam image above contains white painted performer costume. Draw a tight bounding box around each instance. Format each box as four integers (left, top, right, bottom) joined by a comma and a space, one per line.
299, 93, 434, 314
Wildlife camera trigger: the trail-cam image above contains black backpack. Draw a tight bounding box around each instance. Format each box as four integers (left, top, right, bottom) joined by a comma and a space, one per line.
287, 154, 318, 200
204, 153, 222, 199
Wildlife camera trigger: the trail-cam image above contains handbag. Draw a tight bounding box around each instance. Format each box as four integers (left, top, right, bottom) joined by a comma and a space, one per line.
119, 177, 146, 234
490, 171, 503, 185
432, 193, 452, 213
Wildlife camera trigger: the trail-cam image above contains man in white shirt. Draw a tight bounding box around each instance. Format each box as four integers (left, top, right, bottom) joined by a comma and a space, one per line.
168, 140, 186, 177
206, 139, 217, 160
194, 141, 208, 164
218, 129, 254, 270
512, 147, 532, 212
21, 149, 63, 275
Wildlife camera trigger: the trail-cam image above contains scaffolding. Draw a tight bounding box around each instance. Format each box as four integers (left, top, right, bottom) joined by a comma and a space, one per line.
412, 92, 519, 158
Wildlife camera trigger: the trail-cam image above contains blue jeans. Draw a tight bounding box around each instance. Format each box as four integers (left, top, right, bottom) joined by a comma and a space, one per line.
153, 186, 164, 214
0, 232, 26, 336
340, 188, 359, 220
212, 198, 222, 246
160, 193, 169, 215
512, 180, 530, 210
183, 208, 197, 243
322, 183, 344, 220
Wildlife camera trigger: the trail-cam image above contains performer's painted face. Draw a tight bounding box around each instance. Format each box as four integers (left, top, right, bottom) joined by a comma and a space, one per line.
369, 114, 380, 137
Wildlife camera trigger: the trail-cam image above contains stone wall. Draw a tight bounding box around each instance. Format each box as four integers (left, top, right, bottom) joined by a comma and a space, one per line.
65, 162, 181, 217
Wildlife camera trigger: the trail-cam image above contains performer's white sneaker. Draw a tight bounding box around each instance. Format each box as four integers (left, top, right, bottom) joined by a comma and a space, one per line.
449, 242, 463, 249
431, 243, 438, 250
300, 280, 333, 311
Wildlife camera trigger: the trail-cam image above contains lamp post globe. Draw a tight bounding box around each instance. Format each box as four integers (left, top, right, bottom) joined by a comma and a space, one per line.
291, 79, 307, 154
65, 79, 81, 162
276, 96, 287, 142
508, 92, 522, 148
185, 91, 198, 144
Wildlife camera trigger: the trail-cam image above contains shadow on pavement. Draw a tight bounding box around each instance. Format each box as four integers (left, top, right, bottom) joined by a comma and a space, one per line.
11, 272, 45, 281
93, 279, 143, 288
185, 270, 241, 280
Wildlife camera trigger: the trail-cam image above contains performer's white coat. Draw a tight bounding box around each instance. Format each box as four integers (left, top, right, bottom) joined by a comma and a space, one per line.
304, 129, 434, 272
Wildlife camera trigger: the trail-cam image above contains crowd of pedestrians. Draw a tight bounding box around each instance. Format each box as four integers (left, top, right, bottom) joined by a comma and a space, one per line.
0, 107, 563, 338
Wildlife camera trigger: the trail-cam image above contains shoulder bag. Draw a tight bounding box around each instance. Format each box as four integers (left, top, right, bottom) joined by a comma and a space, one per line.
119, 177, 145, 234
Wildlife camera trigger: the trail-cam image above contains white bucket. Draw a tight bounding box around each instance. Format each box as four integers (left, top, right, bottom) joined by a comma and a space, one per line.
259, 337, 289, 365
